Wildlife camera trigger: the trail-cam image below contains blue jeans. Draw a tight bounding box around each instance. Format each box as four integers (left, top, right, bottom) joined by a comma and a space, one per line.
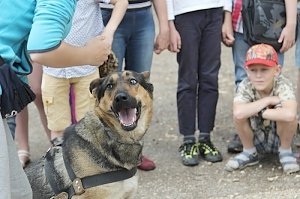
233, 32, 284, 88
102, 7, 155, 72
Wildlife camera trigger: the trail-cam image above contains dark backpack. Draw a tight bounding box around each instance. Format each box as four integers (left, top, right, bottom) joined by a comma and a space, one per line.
242, 0, 291, 51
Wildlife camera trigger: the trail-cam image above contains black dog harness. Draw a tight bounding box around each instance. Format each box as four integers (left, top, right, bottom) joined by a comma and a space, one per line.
45, 127, 137, 199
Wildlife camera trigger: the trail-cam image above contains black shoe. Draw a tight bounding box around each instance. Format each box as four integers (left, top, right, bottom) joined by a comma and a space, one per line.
198, 140, 222, 163
227, 134, 243, 153
179, 141, 199, 166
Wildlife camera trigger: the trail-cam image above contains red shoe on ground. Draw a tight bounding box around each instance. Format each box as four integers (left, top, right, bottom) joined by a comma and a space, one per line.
137, 155, 156, 171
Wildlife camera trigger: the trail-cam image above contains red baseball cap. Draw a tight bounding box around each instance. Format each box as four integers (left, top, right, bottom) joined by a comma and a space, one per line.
245, 44, 278, 68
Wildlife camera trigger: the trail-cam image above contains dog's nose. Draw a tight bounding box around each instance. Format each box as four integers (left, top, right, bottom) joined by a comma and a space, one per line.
115, 92, 128, 103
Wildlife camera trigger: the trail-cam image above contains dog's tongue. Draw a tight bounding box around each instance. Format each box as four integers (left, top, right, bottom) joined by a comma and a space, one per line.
119, 108, 137, 126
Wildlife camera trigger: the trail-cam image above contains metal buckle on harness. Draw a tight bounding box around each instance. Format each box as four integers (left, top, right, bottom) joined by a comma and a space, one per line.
50, 192, 68, 199
73, 178, 85, 195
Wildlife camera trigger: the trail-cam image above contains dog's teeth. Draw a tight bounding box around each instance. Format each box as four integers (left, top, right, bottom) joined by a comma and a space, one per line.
123, 122, 134, 127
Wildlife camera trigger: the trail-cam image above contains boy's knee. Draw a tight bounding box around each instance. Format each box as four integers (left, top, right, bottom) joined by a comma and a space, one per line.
233, 115, 248, 124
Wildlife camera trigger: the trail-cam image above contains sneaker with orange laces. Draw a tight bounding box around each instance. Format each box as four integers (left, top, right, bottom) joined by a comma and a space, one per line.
137, 155, 156, 171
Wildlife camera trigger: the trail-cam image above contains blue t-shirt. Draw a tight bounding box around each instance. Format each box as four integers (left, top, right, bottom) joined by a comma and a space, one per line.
0, 0, 76, 95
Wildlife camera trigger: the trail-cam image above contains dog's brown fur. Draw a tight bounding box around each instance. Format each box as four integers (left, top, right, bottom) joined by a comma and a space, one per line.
25, 71, 153, 199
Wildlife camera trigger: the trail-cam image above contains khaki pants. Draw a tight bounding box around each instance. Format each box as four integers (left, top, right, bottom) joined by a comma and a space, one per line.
42, 71, 98, 131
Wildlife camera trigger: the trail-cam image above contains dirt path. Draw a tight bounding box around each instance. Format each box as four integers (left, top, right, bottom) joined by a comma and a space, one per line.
27, 45, 300, 199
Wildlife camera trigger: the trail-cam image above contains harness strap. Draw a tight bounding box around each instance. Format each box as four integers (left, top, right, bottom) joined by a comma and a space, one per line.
66, 168, 137, 198
45, 148, 63, 195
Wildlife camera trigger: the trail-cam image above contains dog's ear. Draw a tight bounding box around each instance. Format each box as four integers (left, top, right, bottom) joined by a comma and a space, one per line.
141, 71, 150, 82
140, 71, 154, 95
89, 78, 105, 97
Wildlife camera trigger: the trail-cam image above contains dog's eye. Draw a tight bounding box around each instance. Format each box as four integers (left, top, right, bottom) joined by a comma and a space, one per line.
106, 84, 113, 90
130, 78, 137, 85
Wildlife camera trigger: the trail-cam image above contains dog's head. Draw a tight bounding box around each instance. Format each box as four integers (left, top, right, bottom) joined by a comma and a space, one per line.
90, 70, 153, 142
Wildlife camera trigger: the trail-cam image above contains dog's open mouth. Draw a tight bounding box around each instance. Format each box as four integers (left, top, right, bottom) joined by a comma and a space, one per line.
112, 102, 141, 131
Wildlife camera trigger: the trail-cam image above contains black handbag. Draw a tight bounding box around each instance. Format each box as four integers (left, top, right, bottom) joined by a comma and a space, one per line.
242, 0, 293, 51
0, 60, 36, 118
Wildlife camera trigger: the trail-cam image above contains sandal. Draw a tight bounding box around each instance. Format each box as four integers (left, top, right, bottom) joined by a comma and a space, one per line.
225, 151, 259, 172
18, 150, 31, 168
279, 152, 300, 174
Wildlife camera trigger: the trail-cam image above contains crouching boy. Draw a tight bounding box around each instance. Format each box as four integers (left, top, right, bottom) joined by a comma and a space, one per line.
225, 44, 300, 174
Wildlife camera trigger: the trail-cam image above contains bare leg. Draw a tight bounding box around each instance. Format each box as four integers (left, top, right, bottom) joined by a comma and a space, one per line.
234, 117, 255, 149
277, 119, 299, 173
276, 119, 297, 149
15, 108, 29, 152
225, 117, 258, 171
28, 63, 51, 140
15, 108, 30, 167
294, 69, 300, 146
51, 131, 63, 140
15, 63, 51, 167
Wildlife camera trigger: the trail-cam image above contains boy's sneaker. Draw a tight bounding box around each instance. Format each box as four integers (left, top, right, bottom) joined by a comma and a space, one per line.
179, 141, 199, 166
198, 140, 223, 162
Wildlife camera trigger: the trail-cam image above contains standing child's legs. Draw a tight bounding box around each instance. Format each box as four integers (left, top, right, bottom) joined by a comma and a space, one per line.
175, 11, 201, 166
28, 63, 51, 139
15, 63, 51, 168
15, 108, 30, 168
124, 8, 155, 72
42, 73, 71, 140
196, 8, 223, 163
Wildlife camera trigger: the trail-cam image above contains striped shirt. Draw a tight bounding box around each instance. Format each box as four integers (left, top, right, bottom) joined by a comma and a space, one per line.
43, 0, 110, 78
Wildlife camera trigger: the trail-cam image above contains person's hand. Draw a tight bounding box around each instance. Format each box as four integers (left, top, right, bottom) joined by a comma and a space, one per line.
278, 24, 296, 53
154, 29, 169, 54
222, 23, 235, 47
265, 96, 281, 107
222, 11, 235, 47
100, 29, 114, 47
168, 23, 181, 53
85, 35, 111, 66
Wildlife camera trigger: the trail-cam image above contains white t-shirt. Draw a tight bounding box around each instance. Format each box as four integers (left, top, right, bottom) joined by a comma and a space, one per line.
167, 0, 224, 20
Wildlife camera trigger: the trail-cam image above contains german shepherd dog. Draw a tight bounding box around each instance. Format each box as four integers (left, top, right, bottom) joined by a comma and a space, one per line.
25, 70, 153, 199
